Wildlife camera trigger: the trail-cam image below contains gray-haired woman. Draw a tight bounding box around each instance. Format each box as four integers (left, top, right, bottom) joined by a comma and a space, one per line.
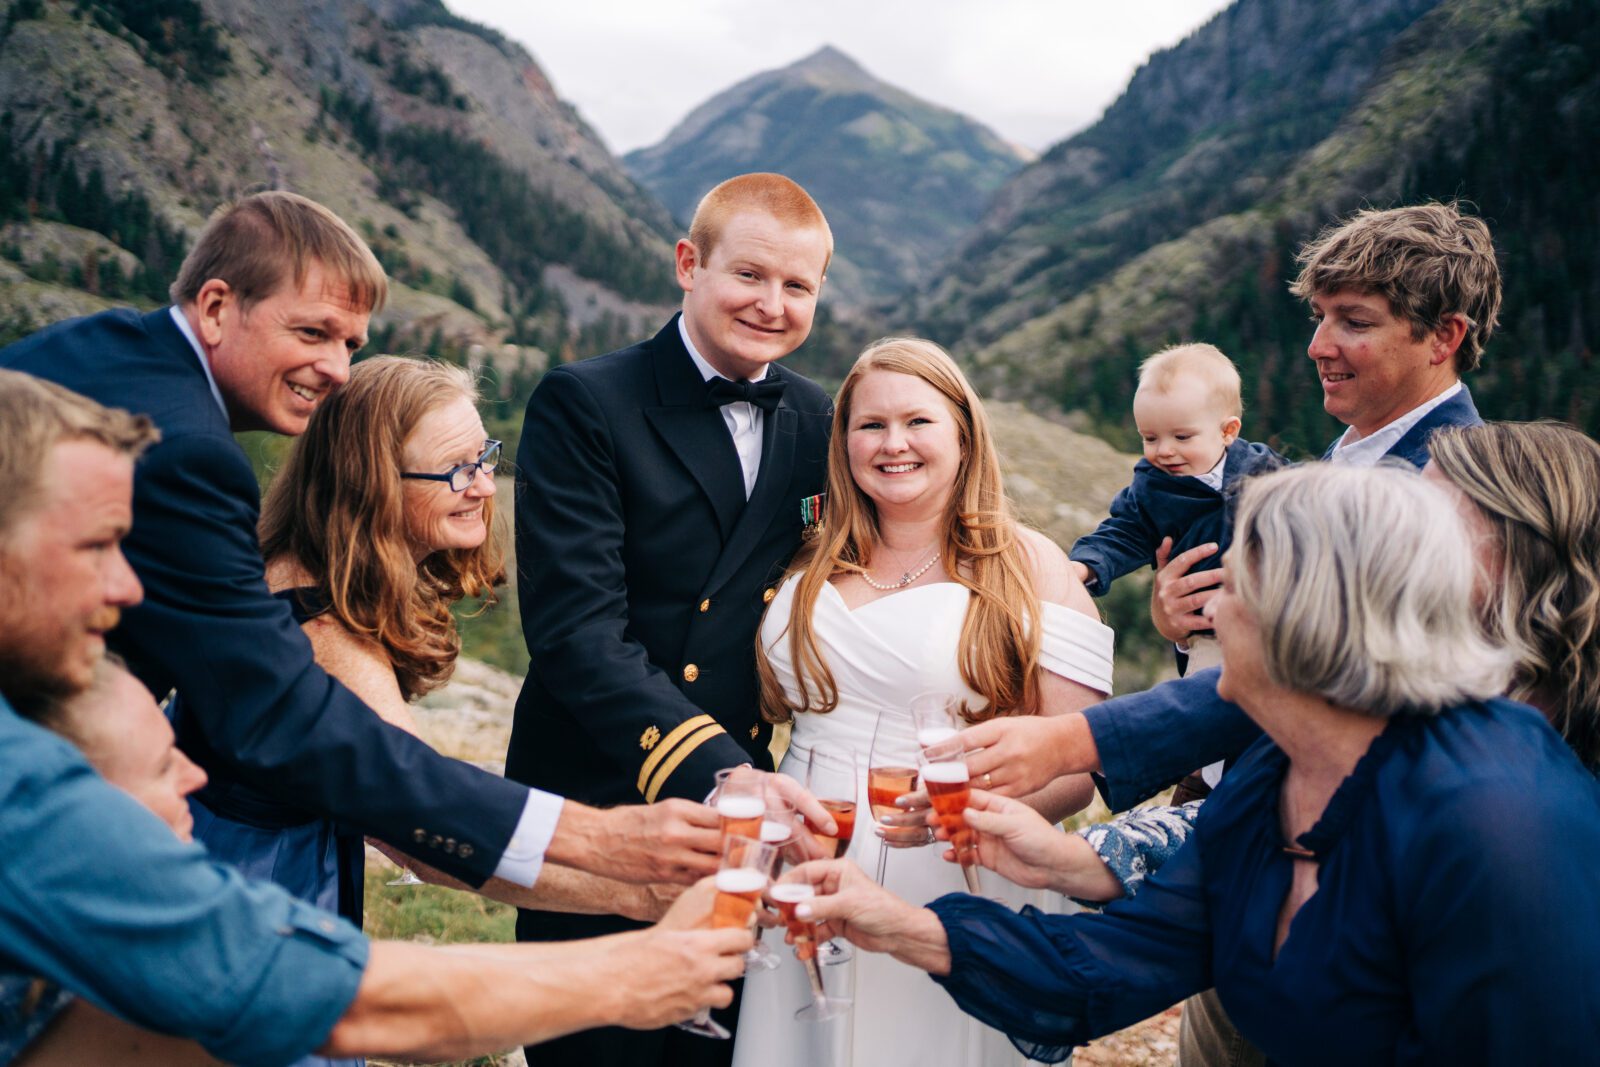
786, 462, 1600, 1064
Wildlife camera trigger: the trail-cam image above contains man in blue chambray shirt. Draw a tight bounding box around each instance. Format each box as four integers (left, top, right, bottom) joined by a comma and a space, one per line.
0, 371, 748, 1067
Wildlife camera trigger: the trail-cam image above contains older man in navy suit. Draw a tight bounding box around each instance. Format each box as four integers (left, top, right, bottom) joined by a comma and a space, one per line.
0, 191, 723, 903
507, 173, 837, 1067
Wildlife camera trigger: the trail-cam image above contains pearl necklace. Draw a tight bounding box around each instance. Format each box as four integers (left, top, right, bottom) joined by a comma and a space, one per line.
861, 549, 940, 591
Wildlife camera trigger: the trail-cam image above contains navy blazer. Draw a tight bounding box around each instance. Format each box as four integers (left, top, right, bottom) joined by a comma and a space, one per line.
0, 308, 528, 884
505, 316, 832, 808
1069, 438, 1284, 596
1086, 386, 1484, 811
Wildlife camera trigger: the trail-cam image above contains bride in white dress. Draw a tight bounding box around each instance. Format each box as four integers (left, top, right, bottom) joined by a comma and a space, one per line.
732, 338, 1113, 1067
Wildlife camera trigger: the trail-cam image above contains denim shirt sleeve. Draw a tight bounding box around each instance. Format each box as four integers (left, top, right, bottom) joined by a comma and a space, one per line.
0, 706, 368, 1067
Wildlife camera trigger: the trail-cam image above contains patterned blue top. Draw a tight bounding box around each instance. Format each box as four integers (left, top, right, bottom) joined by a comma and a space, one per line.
0, 976, 71, 1066
930, 698, 1600, 1064
1077, 802, 1201, 903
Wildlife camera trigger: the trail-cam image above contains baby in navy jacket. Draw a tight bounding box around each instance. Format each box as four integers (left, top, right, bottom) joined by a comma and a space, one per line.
1069, 343, 1283, 600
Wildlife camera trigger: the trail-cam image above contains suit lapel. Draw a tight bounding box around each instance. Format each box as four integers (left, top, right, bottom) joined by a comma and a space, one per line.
1319, 386, 1482, 465
1386, 386, 1481, 466
701, 371, 798, 599
643, 317, 746, 541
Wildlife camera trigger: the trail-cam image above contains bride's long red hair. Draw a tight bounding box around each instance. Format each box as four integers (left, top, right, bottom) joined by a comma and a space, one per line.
757, 338, 1042, 725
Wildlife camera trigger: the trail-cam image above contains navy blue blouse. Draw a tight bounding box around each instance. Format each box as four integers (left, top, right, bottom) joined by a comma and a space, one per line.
929, 698, 1600, 1065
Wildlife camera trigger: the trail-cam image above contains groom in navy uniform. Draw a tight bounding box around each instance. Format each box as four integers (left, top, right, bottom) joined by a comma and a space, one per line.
507, 173, 836, 1066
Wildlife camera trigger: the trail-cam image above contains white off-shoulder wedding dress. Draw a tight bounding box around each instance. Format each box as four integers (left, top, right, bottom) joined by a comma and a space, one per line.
732, 578, 1114, 1067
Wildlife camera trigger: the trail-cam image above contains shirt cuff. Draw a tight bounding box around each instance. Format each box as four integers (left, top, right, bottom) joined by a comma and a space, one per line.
491, 788, 564, 887
209, 899, 370, 1066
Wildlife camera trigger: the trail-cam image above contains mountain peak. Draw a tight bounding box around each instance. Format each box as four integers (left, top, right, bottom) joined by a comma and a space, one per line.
625, 44, 1027, 307
788, 45, 865, 76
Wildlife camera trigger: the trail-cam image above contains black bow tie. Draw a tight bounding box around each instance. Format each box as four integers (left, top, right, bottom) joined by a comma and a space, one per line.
705, 375, 786, 413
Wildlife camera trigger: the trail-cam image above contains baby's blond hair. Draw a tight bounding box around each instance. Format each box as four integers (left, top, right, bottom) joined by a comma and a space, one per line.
1136, 343, 1242, 418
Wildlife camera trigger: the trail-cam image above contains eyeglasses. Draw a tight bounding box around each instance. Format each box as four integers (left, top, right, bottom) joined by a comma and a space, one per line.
400, 440, 501, 492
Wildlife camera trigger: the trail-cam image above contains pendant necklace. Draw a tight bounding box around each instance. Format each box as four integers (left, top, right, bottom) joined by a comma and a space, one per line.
862, 542, 941, 591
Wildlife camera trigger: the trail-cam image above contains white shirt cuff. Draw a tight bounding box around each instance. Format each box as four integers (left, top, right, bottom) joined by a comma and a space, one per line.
490, 788, 565, 887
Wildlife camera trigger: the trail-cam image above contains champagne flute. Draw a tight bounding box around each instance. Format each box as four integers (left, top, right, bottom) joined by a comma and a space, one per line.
911, 692, 984, 895
804, 742, 859, 965
909, 691, 961, 750
385, 856, 423, 887
675, 834, 781, 1040
713, 766, 766, 840
744, 793, 798, 973
769, 880, 851, 1022
867, 703, 934, 884
803, 743, 859, 860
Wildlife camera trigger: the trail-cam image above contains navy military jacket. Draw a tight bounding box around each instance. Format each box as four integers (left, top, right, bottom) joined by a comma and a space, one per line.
506, 316, 832, 808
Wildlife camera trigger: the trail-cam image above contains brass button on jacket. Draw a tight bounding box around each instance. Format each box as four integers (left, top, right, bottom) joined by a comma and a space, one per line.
682, 663, 700, 683
698, 599, 710, 613
762, 587, 777, 604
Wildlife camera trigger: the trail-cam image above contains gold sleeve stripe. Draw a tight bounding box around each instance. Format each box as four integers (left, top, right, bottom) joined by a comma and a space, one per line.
642, 722, 726, 803
636, 714, 716, 796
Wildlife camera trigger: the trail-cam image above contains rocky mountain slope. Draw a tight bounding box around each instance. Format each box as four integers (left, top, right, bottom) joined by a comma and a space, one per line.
625, 46, 1029, 309
903, 0, 1599, 452
0, 0, 678, 387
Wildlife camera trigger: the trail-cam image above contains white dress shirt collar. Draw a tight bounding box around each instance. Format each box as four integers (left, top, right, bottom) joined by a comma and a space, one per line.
169, 306, 229, 419
1328, 381, 1462, 469
1192, 450, 1227, 492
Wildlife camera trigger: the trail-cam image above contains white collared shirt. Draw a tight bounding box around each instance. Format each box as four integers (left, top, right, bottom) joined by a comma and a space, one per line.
680, 315, 765, 499
1193, 451, 1227, 492
169, 306, 229, 419
1328, 382, 1462, 469
170, 308, 564, 887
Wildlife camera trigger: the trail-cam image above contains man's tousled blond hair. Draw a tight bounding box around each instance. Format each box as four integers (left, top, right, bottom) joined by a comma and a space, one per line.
0, 370, 157, 544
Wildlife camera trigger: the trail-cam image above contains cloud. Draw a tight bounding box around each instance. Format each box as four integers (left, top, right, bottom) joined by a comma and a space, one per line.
448, 0, 1233, 153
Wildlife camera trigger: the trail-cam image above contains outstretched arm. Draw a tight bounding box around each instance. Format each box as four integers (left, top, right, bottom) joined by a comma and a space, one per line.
323, 923, 750, 1059
313, 611, 726, 889
369, 839, 687, 922
963, 669, 1259, 812
792, 846, 1214, 1064
1068, 478, 1163, 596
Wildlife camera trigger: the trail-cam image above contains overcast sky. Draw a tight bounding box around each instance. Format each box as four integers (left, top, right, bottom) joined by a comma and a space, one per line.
447, 0, 1236, 155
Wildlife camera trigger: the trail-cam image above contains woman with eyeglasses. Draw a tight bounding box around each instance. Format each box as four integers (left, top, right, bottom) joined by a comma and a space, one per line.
170, 356, 502, 1066
186, 361, 683, 1060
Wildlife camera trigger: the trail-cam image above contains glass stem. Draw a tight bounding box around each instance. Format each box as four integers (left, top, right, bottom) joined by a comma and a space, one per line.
801, 943, 828, 1001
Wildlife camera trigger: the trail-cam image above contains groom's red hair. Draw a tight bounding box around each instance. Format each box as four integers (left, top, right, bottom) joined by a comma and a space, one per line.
686, 173, 834, 275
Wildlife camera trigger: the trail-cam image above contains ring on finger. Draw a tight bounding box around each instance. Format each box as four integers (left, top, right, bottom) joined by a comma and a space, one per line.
981, 772, 993, 789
